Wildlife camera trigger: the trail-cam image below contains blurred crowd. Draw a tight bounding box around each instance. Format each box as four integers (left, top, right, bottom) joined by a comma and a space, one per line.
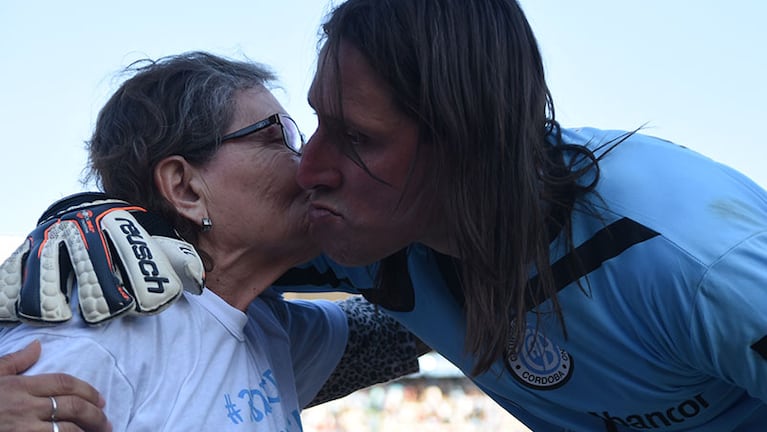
301, 377, 532, 432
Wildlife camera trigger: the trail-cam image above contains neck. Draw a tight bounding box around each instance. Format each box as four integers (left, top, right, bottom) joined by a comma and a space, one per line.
202, 251, 298, 312
420, 217, 460, 258
422, 237, 460, 258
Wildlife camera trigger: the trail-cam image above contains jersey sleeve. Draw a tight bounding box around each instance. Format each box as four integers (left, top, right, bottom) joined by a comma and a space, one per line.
689, 231, 767, 402
259, 293, 350, 408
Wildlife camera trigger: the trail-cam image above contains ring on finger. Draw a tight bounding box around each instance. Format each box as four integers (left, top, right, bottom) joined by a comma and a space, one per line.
52, 420, 60, 432
49, 396, 58, 421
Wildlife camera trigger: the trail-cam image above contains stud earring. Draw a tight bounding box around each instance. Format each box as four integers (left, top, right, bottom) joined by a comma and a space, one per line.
201, 217, 213, 232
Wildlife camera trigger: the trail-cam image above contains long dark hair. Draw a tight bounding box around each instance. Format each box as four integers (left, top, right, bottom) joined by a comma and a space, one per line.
321, 0, 603, 375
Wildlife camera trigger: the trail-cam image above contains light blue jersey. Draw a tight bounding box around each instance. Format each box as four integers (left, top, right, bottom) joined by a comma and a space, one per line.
278, 128, 767, 431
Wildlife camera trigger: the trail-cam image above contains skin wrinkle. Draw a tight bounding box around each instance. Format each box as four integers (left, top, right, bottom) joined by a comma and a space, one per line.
194, 87, 316, 310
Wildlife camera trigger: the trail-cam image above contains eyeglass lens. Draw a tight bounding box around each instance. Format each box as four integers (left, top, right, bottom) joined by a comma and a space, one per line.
281, 116, 305, 154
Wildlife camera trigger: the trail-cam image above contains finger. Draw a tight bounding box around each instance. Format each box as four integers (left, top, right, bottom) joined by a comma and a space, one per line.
0, 339, 41, 375
0, 420, 75, 432
24, 373, 105, 408
0, 384, 60, 432
51, 421, 85, 432
46, 395, 111, 432
0, 393, 101, 432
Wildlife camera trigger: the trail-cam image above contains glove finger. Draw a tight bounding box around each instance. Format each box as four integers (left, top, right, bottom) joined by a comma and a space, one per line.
17, 223, 73, 323
37, 192, 125, 225
100, 210, 183, 314
63, 216, 136, 325
130, 210, 204, 295
0, 238, 31, 322
153, 237, 205, 295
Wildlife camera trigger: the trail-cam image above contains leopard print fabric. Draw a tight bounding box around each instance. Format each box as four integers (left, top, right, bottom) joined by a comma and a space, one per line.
306, 295, 420, 407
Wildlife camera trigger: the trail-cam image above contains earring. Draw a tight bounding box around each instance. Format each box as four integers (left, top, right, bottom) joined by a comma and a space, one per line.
201, 217, 213, 232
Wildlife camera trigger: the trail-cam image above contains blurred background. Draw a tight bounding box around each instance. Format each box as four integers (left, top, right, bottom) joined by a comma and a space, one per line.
301, 354, 532, 431
1, 1, 765, 430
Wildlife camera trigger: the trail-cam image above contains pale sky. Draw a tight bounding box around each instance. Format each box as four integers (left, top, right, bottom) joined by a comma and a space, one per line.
1, 0, 765, 257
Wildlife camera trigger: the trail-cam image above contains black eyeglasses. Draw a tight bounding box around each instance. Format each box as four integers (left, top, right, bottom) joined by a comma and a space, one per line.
221, 113, 305, 155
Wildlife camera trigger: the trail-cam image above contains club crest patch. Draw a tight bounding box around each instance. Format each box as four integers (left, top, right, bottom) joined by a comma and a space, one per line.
506, 320, 573, 390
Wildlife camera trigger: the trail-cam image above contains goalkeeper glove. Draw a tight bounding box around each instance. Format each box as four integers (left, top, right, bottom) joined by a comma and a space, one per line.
0, 192, 204, 325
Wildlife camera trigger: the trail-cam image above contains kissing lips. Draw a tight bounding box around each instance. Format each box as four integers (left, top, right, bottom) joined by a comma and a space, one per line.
307, 203, 342, 223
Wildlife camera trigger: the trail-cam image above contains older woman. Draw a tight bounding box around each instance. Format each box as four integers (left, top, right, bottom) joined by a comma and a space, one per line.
0, 51, 420, 432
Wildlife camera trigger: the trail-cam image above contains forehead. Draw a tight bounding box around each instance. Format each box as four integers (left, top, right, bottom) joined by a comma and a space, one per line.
231, 86, 283, 126
309, 40, 400, 125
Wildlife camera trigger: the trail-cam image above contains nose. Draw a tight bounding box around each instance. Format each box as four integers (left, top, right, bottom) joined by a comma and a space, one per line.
296, 129, 343, 191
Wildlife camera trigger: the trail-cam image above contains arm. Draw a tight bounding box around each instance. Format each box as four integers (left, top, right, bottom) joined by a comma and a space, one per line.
261, 291, 427, 408
0, 341, 111, 432
306, 296, 429, 407
689, 231, 767, 402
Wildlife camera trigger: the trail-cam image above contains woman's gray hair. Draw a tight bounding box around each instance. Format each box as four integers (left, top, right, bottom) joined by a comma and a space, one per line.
86, 51, 277, 249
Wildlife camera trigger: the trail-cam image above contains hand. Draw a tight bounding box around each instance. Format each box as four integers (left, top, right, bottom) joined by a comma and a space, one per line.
0, 192, 204, 325
0, 340, 111, 432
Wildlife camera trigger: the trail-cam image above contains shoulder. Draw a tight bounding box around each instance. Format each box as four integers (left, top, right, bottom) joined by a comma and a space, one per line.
249, 289, 346, 334
565, 126, 767, 266
0, 319, 139, 429
0, 292, 202, 376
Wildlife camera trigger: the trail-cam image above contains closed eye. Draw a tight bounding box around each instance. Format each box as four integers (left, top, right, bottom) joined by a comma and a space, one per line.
345, 130, 368, 146
252, 124, 283, 145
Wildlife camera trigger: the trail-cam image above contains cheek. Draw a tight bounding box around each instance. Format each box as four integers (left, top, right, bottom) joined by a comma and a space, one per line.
210, 151, 300, 208
364, 154, 428, 210
252, 156, 302, 205
344, 169, 415, 224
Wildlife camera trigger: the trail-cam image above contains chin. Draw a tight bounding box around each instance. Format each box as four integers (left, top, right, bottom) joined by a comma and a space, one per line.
322, 243, 385, 267
311, 226, 395, 267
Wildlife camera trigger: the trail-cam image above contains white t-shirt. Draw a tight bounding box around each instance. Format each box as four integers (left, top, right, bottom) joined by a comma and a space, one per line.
0, 288, 348, 431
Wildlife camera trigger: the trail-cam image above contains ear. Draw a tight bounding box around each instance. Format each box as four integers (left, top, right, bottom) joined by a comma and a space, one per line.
154, 156, 208, 225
